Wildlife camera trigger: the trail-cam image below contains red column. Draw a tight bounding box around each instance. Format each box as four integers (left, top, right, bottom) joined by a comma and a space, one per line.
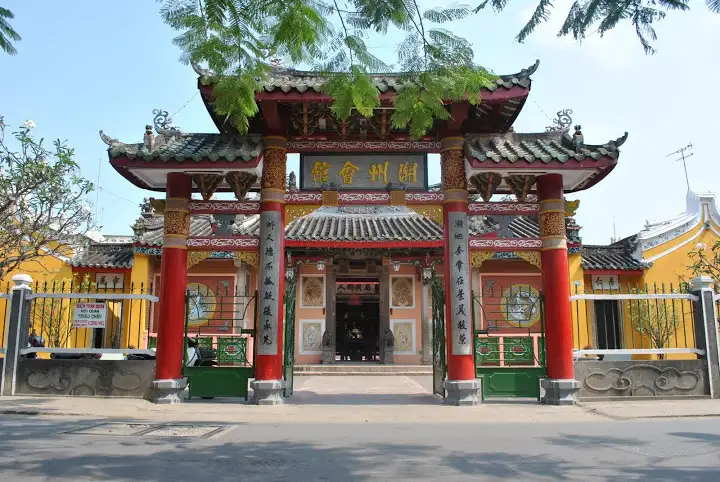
155, 173, 192, 384
440, 137, 477, 405
252, 136, 287, 404
537, 174, 574, 381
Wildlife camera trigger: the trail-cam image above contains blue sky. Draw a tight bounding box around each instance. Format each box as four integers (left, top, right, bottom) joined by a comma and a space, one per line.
1, 1, 719, 244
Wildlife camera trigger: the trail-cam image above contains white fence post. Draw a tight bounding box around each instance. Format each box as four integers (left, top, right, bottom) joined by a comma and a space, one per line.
690, 276, 720, 399
1, 275, 33, 396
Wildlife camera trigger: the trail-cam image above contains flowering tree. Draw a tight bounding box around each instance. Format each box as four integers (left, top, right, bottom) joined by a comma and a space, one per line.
688, 242, 720, 286
0, 117, 95, 281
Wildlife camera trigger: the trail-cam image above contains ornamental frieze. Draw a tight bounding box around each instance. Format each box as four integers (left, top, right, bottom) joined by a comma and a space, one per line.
468, 203, 539, 215
468, 238, 543, 249
186, 237, 260, 250
188, 201, 260, 214
287, 140, 442, 152
163, 210, 190, 237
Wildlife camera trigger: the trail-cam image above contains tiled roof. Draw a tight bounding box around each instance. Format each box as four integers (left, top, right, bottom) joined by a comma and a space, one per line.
103, 133, 264, 163
464, 130, 628, 164
581, 245, 646, 271
137, 214, 261, 246
285, 206, 443, 242
469, 215, 539, 238
196, 60, 540, 94
71, 244, 134, 269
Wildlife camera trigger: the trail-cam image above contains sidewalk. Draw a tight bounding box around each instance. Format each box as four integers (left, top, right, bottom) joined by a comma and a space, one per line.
0, 395, 717, 425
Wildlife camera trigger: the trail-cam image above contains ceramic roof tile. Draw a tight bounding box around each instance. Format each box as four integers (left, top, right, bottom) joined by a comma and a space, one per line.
581, 245, 646, 271
285, 206, 443, 242
106, 134, 264, 163
464, 131, 628, 165
71, 244, 134, 269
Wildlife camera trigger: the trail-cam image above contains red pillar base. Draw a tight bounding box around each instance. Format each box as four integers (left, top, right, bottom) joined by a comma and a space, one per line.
151, 378, 188, 404
443, 379, 482, 406
250, 380, 286, 405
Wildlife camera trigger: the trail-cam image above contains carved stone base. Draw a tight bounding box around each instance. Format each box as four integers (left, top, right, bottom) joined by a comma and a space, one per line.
381, 348, 395, 365
321, 347, 334, 365
151, 378, 188, 404
443, 379, 482, 406
250, 379, 286, 405
541, 378, 580, 405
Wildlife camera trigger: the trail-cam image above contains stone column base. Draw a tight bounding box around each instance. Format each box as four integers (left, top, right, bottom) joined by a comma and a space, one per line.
541, 378, 580, 405
150, 378, 188, 405
250, 379, 286, 405
443, 379, 482, 406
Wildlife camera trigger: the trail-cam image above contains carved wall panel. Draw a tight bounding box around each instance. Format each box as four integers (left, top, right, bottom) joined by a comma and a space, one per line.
391, 276, 415, 308
574, 360, 708, 399
390, 319, 416, 355
15, 359, 155, 398
299, 319, 325, 355
301, 275, 325, 308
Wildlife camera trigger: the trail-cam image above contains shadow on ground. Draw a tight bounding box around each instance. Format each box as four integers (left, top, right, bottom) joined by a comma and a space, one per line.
0, 416, 718, 481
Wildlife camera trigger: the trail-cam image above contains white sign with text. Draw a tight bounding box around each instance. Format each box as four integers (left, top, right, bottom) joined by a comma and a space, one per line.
73, 302, 107, 329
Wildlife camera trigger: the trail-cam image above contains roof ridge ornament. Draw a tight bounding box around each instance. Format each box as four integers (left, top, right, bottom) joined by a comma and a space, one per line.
99, 130, 120, 146
190, 61, 213, 78
545, 109, 573, 132
153, 109, 182, 138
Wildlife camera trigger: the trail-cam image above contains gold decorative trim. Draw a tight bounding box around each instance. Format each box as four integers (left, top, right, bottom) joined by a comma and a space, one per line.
440, 136, 465, 151
260, 188, 286, 203
541, 237, 567, 250
516, 251, 541, 269
539, 211, 566, 237
409, 206, 443, 225
322, 190, 339, 206
234, 251, 259, 268
442, 189, 469, 203
187, 251, 211, 268
162, 236, 188, 249
471, 251, 494, 268
285, 205, 319, 223
165, 197, 189, 212
538, 199, 565, 213
390, 190, 406, 206
164, 210, 190, 237
264, 135, 287, 150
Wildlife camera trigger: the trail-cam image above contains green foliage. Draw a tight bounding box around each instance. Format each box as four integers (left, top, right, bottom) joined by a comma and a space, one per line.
688, 241, 720, 286
0, 7, 21, 55
476, 0, 715, 55
0, 117, 95, 280
157, 0, 498, 139
624, 288, 682, 355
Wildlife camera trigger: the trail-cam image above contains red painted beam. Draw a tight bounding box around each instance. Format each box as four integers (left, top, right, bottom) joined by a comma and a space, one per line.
285, 240, 444, 249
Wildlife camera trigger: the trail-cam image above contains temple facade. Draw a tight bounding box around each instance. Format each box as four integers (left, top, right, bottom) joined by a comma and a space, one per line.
7, 57, 651, 405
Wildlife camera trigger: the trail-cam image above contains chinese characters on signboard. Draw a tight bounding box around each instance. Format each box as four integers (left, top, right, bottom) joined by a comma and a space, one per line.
448, 212, 472, 355
257, 211, 282, 356
72, 302, 107, 329
301, 154, 428, 190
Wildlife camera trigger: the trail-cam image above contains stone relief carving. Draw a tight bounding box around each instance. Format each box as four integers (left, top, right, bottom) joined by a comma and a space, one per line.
391, 276, 414, 308
18, 361, 152, 397
301, 276, 324, 307
392, 323, 413, 353
301, 321, 323, 353
578, 363, 704, 398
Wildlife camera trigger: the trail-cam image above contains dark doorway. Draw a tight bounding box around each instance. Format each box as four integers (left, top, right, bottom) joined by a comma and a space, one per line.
335, 278, 380, 362
594, 300, 622, 349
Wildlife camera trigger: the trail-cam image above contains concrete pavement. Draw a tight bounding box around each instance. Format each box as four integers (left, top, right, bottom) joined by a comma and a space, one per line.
0, 375, 718, 424
0, 415, 718, 480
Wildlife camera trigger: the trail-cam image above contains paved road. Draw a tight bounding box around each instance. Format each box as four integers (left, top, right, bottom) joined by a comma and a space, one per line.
0, 415, 718, 481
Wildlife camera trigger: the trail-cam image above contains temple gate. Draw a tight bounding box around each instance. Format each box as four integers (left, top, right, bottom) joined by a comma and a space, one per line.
101, 60, 628, 405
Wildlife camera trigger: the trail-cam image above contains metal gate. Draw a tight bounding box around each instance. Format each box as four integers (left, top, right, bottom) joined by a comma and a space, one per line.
431, 277, 446, 398
283, 272, 297, 397
183, 286, 257, 400
473, 285, 546, 399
